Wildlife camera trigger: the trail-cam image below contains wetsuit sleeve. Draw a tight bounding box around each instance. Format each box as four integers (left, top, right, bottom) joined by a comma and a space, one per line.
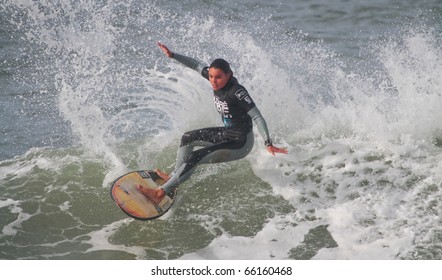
247, 106, 272, 146
172, 53, 207, 77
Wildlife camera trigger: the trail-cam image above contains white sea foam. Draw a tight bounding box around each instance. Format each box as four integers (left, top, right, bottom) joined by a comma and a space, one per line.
1, 200, 32, 236
1, 0, 441, 260
83, 219, 149, 259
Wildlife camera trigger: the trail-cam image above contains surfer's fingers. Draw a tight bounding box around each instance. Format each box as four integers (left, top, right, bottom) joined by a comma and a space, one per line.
156, 42, 173, 57
267, 145, 288, 155
266, 145, 276, 155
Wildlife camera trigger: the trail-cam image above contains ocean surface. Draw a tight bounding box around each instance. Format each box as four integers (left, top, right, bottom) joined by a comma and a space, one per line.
1, 0, 441, 260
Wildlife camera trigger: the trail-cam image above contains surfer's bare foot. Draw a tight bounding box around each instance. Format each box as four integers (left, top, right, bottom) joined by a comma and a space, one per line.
154, 169, 170, 181
136, 185, 165, 204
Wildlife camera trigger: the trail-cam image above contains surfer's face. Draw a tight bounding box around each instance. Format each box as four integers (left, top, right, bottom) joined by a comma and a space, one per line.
208, 67, 231, 91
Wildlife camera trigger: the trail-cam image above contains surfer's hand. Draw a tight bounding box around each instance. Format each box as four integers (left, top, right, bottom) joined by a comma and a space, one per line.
266, 144, 288, 155
157, 42, 173, 58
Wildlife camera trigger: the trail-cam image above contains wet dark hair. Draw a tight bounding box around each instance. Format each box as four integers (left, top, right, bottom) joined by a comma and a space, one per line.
209, 58, 232, 75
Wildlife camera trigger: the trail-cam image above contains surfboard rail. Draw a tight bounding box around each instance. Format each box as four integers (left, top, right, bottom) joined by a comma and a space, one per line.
110, 170, 175, 220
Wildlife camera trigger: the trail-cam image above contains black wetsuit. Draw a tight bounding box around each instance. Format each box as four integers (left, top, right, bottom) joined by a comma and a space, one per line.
160, 53, 272, 194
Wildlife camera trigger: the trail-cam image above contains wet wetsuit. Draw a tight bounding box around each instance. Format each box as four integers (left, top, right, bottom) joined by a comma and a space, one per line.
160, 53, 272, 195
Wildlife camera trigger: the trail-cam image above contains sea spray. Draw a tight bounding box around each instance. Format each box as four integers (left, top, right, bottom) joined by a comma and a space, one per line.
1, 0, 441, 260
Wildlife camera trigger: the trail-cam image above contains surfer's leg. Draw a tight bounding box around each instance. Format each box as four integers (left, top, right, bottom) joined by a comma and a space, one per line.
160, 162, 192, 194
197, 131, 254, 164
137, 128, 225, 202
138, 128, 252, 201
161, 131, 254, 195
174, 145, 192, 170
173, 127, 227, 170
159, 127, 232, 194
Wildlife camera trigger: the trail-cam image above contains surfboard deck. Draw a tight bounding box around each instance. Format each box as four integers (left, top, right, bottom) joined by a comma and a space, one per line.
110, 170, 175, 220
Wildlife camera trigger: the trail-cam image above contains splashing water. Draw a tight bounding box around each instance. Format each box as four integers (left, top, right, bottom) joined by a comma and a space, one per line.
1, 0, 441, 259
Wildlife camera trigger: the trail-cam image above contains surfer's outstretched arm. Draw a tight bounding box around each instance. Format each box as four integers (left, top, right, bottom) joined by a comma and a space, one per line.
248, 107, 288, 155
157, 42, 206, 74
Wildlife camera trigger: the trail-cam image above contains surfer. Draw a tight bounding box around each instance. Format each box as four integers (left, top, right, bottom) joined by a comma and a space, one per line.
137, 42, 288, 204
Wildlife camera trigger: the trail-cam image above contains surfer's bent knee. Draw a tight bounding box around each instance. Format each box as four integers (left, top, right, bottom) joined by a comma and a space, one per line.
180, 131, 194, 147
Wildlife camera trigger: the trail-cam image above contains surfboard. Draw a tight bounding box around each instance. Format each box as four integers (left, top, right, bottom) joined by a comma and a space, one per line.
110, 170, 175, 220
